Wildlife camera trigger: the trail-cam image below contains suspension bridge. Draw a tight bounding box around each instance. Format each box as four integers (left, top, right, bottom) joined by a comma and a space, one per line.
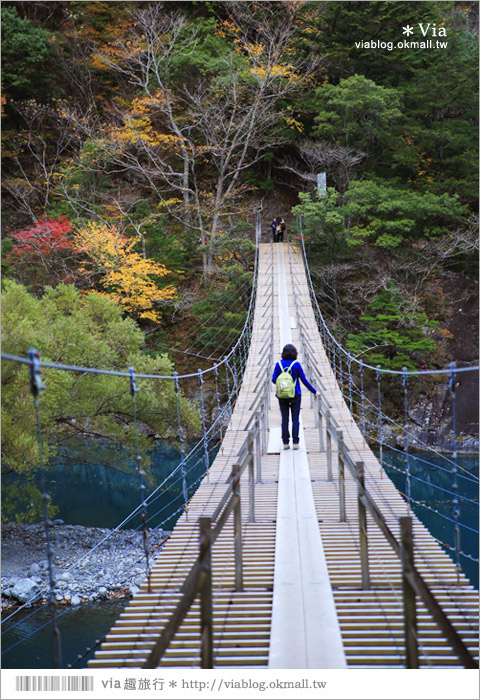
2, 217, 478, 670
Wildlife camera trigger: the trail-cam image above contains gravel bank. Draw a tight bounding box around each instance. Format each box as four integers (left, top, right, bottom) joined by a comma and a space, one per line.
1, 522, 169, 610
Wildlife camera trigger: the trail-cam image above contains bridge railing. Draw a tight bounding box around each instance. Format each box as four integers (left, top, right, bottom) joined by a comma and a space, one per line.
142, 371, 272, 669
308, 364, 477, 669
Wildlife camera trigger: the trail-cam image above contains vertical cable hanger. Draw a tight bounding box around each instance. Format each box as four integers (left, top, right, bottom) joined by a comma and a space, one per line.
29, 348, 62, 669
449, 362, 461, 584
224, 357, 234, 417
332, 340, 337, 383
360, 359, 366, 437
326, 332, 331, 366
198, 369, 210, 484
129, 367, 151, 592
225, 357, 233, 424
213, 363, 224, 449
377, 365, 383, 478
348, 355, 353, 414
174, 371, 189, 521
339, 351, 344, 399
242, 330, 248, 372
234, 338, 241, 381
236, 341, 243, 391
403, 367, 411, 514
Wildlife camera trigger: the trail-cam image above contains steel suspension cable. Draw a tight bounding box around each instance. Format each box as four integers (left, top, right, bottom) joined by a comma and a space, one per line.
2, 396, 231, 637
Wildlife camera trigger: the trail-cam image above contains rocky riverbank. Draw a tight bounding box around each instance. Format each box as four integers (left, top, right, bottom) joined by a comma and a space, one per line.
1, 522, 169, 611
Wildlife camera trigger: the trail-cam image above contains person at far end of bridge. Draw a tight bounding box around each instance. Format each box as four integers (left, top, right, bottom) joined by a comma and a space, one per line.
277, 217, 286, 242
272, 344, 317, 450
270, 217, 278, 242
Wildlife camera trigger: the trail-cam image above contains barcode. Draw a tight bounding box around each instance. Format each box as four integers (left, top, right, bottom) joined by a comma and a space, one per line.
16, 676, 94, 692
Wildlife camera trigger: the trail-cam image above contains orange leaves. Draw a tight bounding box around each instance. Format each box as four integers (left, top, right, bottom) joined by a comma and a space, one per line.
285, 0, 308, 15
215, 19, 240, 40
74, 222, 175, 323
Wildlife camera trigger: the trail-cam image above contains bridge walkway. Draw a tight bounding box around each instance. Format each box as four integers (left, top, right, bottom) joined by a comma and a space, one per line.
89, 242, 478, 669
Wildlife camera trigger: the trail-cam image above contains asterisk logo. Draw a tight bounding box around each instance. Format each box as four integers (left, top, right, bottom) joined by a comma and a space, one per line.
403, 25, 414, 35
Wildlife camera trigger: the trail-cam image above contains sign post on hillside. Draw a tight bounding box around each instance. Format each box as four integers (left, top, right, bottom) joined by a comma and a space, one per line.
317, 172, 326, 194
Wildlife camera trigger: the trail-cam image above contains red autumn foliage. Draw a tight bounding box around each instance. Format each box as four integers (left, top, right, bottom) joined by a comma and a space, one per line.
7, 216, 75, 259
6, 216, 80, 287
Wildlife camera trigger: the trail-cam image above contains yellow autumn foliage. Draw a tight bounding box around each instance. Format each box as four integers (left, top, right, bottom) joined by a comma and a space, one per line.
74, 222, 175, 323
106, 113, 183, 151
251, 64, 300, 82
284, 115, 304, 132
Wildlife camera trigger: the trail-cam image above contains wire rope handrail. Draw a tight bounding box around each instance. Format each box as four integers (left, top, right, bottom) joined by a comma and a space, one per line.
0, 370, 234, 630
340, 371, 478, 479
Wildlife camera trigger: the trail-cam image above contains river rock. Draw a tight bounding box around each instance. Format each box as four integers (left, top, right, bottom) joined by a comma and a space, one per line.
58, 571, 72, 582
11, 578, 40, 604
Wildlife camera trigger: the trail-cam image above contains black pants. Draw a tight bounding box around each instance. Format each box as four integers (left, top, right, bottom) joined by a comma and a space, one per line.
278, 394, 301, 444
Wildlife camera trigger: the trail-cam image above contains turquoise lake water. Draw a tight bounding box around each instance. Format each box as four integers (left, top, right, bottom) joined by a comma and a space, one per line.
378, 448, 478, 589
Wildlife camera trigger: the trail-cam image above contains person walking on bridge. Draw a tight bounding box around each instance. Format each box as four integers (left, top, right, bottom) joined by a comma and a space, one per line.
272, 344, 317, 450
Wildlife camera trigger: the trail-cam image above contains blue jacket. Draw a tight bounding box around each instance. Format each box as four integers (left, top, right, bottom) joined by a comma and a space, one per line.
272, 359, 317, 396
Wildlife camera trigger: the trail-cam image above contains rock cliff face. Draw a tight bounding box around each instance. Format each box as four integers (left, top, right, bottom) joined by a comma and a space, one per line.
376, 270, 478, 454
361, 375, 477, 455
406, 368, 478, 453
411, 271, 479, 453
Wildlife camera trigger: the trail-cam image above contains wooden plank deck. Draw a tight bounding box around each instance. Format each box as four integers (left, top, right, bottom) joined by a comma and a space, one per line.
89, 242, 478, 669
